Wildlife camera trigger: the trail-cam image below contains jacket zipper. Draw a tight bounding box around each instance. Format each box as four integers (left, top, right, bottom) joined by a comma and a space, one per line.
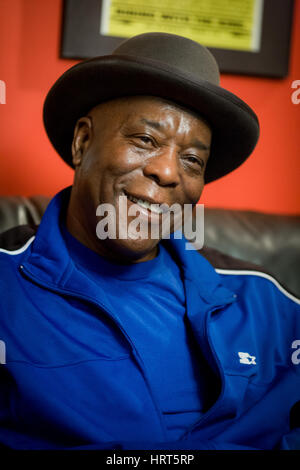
182, 305, 228, 439
19, 264, 168, 441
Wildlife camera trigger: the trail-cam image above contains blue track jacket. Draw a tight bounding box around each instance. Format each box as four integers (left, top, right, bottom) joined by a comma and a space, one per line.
0, 188, 299, 450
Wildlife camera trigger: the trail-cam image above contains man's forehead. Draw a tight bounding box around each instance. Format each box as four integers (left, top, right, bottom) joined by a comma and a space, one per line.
88, 95, 211, 130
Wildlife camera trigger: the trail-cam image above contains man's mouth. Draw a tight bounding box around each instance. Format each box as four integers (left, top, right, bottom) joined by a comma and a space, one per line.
122, 190, 169, 215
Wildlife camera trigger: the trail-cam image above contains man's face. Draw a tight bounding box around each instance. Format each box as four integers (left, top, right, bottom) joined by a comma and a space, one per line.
67, 96, 211, 263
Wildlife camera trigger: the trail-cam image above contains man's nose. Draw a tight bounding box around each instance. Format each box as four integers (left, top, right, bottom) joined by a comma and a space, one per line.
143, 147, 180, 187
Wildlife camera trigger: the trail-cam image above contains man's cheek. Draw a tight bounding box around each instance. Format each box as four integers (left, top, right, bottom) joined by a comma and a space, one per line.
185, 184, 204, 205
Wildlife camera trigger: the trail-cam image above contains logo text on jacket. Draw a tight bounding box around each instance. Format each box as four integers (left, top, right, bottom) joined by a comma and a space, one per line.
238, 352, 256, 365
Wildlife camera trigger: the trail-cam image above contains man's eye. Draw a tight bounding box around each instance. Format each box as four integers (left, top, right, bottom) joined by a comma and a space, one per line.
185, 155, 203, 166
138, 135, 153, 145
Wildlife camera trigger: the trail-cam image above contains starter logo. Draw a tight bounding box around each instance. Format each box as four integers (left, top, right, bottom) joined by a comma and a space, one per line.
238, 352, 256, 365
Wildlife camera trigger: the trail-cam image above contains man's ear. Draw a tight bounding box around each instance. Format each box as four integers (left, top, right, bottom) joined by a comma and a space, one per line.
71, 116, 93, 166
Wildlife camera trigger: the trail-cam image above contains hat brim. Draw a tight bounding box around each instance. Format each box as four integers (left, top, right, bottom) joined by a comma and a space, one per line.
43, 54, 259, 183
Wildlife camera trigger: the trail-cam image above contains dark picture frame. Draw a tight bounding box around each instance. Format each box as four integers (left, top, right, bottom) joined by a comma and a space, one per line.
60, 0, 294, 78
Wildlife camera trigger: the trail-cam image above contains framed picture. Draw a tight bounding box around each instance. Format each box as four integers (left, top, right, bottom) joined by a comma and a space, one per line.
61, 0, 294, 78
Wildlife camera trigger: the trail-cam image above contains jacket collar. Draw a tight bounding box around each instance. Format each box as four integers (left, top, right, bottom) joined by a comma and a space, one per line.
23, 187, 235, 309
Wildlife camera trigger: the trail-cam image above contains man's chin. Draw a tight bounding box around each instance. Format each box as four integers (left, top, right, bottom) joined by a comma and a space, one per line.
96, 237, 160, 264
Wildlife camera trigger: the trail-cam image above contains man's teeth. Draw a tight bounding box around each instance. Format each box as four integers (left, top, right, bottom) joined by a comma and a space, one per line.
127, 194, 165, 214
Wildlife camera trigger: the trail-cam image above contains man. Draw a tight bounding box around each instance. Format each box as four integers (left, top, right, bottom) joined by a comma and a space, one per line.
0, 32, 299, 450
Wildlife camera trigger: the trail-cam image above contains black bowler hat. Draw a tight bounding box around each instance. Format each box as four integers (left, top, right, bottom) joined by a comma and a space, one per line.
43, 32, 259, 183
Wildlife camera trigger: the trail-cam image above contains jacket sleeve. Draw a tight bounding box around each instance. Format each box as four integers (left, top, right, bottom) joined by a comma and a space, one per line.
279, 428, 300, 450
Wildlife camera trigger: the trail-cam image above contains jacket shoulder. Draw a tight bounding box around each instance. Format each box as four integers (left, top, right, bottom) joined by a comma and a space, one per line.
0, 225, 38, 251
199, 246, 300, 303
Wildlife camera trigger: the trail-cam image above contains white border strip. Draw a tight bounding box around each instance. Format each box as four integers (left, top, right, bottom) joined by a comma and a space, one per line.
0, 236, 35, 255
100, 0, 110, 35
216, 268, 300, 305
252, 0, 264, 52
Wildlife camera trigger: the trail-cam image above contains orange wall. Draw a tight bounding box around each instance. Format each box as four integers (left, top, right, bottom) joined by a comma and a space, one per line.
0, 0, 299, 214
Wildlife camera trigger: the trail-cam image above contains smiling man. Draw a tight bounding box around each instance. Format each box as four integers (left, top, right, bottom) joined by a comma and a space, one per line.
0, 32, 299, 451
67, 96, 211, 262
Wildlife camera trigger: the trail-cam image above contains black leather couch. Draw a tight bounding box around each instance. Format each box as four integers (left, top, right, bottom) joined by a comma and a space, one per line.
0, 195, 299, 298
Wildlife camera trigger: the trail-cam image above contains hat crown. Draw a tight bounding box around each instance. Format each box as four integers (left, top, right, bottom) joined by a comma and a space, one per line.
113, 32, 220, 86
44, 32, 258, 183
